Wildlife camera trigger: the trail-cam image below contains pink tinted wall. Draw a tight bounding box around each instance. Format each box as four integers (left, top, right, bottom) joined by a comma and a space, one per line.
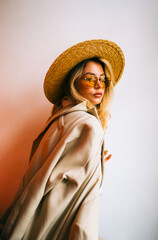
0, 1, 53, 214
0, 75, 52, 215
0, 91, 51, 215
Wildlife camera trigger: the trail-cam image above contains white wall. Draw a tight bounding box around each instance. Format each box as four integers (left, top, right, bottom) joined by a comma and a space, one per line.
0, 0, 158, 239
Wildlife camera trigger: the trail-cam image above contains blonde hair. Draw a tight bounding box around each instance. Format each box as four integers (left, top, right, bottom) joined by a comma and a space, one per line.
54, 58, 114, 131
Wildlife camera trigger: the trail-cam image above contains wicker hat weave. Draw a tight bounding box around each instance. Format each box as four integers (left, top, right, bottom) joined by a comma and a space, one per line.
44, 39, 125, 103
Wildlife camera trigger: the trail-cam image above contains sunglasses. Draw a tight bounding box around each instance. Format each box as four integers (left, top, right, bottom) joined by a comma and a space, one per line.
80, 74, 110, 88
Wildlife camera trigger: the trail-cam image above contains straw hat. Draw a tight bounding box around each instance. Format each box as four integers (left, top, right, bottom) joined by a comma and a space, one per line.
44, 39, 125, 103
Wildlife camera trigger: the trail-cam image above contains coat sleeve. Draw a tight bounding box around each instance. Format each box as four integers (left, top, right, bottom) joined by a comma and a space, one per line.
44, 115, 104, 240
69, 162, 100, 240
69, 195, 99, 240
45, 114, 104, 195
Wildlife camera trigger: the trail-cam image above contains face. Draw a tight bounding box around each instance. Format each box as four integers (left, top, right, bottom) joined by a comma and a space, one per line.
75, 61, 105, 105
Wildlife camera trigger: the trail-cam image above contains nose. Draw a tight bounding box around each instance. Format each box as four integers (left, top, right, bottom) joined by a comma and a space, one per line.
94, 79, 102, 88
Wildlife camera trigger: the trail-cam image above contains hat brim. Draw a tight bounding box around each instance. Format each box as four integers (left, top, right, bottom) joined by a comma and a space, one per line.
44, 39, 125, 103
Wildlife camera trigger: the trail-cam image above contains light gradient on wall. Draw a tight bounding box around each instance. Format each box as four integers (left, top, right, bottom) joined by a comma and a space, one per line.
0, 0, 158, 239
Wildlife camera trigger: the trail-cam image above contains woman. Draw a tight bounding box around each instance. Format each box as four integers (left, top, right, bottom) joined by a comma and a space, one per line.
0, 39, 125, 240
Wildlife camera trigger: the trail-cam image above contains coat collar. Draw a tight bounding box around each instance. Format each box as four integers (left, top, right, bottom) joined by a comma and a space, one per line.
44, 101, 101, 131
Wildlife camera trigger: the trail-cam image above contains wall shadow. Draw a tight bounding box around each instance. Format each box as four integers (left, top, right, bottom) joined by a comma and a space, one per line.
0, 97, 51, 216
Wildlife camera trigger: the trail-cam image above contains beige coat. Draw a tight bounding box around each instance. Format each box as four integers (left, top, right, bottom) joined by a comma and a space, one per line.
1, 101, 105, 240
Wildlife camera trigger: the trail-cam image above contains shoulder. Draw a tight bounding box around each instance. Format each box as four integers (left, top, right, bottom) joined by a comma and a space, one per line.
64, 109, 104, 139
61, 110, 104, 154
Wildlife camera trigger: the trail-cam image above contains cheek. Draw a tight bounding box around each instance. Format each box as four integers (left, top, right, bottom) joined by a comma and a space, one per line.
75, 81, 92, 98
76, 80, 90, 93
78, 80, 90, 90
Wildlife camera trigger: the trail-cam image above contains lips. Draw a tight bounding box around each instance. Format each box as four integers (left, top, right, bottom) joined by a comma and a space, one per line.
93, 92, 103, 97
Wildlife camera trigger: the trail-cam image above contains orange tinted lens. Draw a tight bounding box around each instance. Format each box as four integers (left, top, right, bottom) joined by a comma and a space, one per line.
100, 81, 105, 87
99, 76, 106, 88
82, 76, 106, 88
84, 76, 95, 87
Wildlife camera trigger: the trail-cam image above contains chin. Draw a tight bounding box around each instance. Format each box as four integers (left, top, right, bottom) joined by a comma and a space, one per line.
91, 99, 102, 105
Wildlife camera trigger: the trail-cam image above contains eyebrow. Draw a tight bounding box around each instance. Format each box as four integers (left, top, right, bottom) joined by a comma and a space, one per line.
85, 72, 105, 76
